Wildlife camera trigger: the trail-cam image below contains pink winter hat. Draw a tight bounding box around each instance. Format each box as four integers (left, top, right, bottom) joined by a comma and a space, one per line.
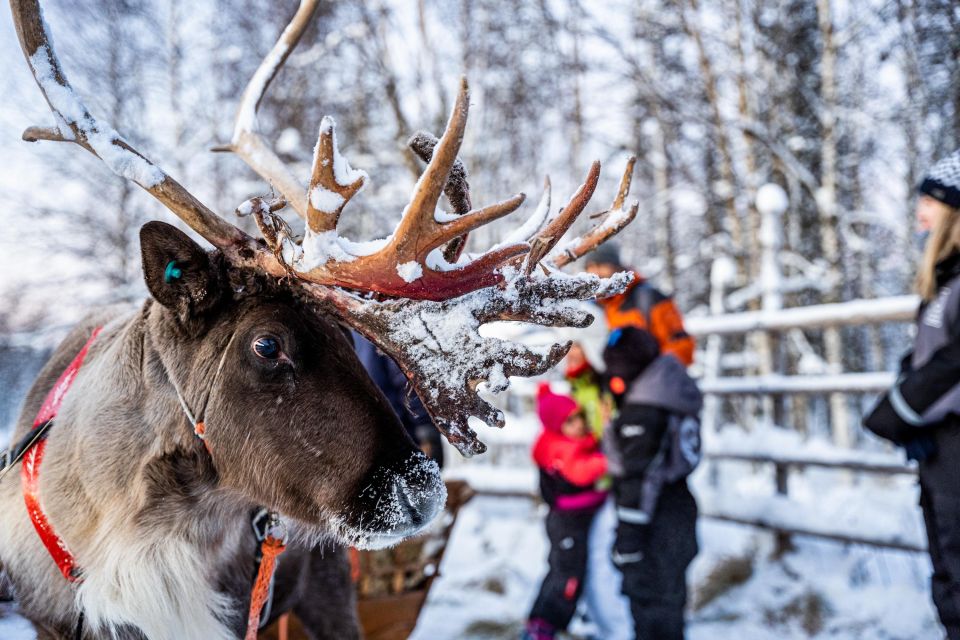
537, 383, 580, 433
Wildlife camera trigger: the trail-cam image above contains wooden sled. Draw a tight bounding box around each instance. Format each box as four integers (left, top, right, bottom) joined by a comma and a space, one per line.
261, 480, 475, 640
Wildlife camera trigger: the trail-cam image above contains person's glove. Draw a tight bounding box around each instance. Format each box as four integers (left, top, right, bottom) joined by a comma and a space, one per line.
903, 435, 937, 462
863, 392, 916, 444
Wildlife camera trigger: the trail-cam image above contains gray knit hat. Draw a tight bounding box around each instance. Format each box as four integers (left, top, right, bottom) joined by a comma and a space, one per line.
585, 241, 623, 269
920, 149, 960, 209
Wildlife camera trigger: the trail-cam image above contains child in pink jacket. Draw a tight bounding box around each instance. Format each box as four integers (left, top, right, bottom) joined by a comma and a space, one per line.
524, 384, 608, 640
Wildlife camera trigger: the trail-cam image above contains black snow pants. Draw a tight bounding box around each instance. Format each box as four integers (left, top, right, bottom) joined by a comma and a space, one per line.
528, 507, 596, 631
920, 420, 960, 640
614, 480, 698, 640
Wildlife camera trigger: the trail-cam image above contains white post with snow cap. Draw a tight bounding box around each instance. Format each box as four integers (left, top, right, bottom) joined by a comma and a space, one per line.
755, 183, 788, 426
757, 184, 788, 313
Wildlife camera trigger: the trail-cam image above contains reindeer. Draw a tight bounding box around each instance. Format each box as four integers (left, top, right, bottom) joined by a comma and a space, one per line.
1, 1, 638, 638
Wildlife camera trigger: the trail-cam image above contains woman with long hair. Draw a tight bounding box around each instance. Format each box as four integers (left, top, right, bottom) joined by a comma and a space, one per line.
865, 149, 960, 640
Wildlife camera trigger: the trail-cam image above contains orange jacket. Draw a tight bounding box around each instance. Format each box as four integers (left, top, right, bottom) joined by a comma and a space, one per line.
598, 273, 695, 367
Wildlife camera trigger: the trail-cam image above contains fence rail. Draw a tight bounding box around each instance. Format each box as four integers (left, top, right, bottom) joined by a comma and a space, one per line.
466, 447, 926, 553
700, 372, 895, 395
703, 450, 923, 553
685, 295, 918, 336
679, 295, 920, 552
459, 295, 924, 553
707, 450, 916, 475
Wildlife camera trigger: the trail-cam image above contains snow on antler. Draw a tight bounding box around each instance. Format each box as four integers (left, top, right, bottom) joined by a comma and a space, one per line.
551, 156, 639, 268
335, 270, 634, 456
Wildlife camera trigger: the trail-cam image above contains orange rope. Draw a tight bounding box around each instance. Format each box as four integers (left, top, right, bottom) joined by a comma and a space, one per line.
245, 535, 286, 640
349, 546, 361, 583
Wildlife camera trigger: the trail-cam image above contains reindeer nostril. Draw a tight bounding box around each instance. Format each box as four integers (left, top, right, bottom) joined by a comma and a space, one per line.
391, 452, 445, 529
349, 451, 446, 548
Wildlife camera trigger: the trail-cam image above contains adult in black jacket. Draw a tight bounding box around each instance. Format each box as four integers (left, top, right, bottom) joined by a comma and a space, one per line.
865, 149, 960, 640
602, 327, 702, 640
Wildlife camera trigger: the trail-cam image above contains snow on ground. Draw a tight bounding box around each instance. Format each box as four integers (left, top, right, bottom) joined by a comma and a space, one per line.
0, 603, 35, 640
412, 490, 939, 639
418, 419, 942, 639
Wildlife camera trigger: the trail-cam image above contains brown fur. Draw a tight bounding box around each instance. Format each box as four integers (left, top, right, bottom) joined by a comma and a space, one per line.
0, 222, 443, 638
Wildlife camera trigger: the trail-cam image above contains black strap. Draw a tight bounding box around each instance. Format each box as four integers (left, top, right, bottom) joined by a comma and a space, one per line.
0, 420, 53, 477
74, 611, 84, 640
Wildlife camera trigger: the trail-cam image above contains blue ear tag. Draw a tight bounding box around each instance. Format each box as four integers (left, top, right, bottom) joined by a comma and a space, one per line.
608, 328, 623, 347
164, 260, 183, 283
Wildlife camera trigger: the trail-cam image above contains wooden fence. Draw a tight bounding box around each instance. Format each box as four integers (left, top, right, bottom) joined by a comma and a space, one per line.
457, 295, 928, 554
689, 295, 924, 553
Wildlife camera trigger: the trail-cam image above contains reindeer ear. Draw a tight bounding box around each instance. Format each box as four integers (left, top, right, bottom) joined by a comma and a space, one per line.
140, 221, 220, 318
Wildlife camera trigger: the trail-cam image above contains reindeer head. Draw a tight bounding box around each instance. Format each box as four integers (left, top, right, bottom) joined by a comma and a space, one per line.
139, 221, 442, 548
11, 0, 638, 547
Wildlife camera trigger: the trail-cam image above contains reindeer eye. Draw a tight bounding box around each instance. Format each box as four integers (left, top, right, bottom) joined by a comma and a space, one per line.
252, 336, 281, 360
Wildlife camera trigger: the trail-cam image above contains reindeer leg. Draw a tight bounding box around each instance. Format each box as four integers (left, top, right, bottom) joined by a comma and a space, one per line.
292, 545, 361, 640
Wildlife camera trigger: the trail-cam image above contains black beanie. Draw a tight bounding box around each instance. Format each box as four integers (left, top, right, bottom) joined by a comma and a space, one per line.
919, 150, 960, 209
602, 326, 660, 397
585, 241, 623, 269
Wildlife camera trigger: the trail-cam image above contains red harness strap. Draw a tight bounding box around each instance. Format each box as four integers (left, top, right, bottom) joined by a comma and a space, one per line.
21, 326, 286, 637
22, 327, 102, 582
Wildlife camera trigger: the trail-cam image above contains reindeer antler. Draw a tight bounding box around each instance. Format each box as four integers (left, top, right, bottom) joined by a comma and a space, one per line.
549, 157, 639, 268
11, 0, 637, 456
279, 78, 533, 301
9, 0, 283, 283
317, 271, 633, 455
212, 0, 321, 218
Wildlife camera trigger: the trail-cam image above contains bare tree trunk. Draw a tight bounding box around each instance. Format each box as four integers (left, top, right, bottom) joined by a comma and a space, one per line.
569, 11, 584, 174
683, 0, 745, 279
896, 0, 926, 275
361, 2, 420, 179
732, 0, 775, 423
417, 0, 449, 122
817, 0, 850, 447
651, 118, 676, 291
732, 0, 761, 279
167, 0, 186, 180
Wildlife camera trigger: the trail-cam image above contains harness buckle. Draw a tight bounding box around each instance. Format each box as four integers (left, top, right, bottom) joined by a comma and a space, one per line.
252, 508, 287, 543
0, 421, 54, 483
265, 512, 287, 543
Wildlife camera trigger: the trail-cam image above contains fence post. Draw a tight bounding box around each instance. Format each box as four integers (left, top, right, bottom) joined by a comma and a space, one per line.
704, 258, 734, 488
757, 184, 787, 428
773, 462, 793, 556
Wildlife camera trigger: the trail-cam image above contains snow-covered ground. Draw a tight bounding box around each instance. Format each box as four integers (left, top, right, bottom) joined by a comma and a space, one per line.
422, 418, 941, 639
413, 486, 939, 639
0, 604, 35, 640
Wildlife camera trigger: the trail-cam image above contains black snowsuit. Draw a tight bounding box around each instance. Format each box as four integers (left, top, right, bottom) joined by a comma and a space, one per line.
603, 327, 702, 640
865, 253, 960, 640
527, 471, 600, 631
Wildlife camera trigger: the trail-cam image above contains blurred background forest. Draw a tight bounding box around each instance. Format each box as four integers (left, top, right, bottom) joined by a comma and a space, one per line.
1, 0, 959, 438
3, 2, 960, 637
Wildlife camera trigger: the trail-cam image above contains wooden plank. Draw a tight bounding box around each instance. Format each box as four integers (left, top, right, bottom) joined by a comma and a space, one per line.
358, 591, 429, 640
701, 511, 926, 553
705, 451, 916, 475
699, 372, 894, 395
686, 295, 918, 336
